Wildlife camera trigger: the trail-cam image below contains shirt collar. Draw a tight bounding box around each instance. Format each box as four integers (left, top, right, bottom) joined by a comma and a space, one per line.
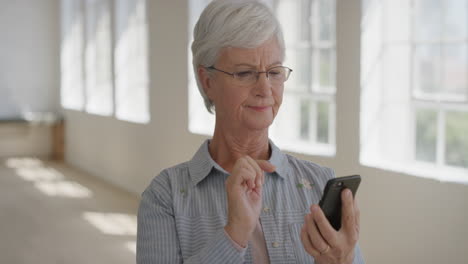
188, 139, 290, 187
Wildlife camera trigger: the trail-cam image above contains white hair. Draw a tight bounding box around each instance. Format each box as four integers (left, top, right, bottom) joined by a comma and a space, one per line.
191, 0, 285, 113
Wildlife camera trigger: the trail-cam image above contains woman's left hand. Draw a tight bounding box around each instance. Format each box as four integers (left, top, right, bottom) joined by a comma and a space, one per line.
300, 189, 360, 264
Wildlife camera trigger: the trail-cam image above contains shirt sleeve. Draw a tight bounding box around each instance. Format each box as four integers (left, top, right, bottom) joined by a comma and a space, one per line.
136, 174, 247, 264
353, 243, 366, 264
224, 228, 248, 252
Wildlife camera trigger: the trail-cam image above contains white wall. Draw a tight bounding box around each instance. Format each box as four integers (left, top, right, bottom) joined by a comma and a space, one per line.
63, 1, 468, 263
0, 0, 60, 158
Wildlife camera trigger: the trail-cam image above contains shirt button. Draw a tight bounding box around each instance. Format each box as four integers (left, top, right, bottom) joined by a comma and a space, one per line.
263, 207, 270, 213
272, 241, 279, 248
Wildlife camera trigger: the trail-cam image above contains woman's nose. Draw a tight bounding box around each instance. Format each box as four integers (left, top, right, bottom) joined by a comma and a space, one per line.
254, 73, 273, 97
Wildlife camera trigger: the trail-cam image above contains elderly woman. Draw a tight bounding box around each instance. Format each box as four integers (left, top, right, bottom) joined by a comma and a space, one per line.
137, 0, 364, 263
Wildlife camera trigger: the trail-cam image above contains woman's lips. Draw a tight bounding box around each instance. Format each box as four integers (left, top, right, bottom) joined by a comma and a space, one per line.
248, 106, 272, 112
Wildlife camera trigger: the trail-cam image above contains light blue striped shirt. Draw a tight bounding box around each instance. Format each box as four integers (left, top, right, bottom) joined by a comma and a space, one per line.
137, 139, 365, 263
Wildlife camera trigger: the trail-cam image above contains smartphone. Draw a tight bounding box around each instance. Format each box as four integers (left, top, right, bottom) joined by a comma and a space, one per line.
318, 175, 361, 230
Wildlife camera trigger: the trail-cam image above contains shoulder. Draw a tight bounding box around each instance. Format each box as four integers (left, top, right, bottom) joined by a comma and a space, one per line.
285, 154, 335, 188
142, 161, 191, 200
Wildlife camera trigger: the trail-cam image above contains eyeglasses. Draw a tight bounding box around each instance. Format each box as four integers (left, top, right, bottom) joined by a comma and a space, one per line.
206, 66, 293, 86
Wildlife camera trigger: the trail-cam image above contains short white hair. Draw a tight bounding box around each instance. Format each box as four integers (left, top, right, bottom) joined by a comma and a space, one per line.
191, 0, 285, 113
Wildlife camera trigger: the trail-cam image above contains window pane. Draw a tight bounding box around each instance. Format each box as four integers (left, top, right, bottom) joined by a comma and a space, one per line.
413, 0, 442, 41
444, 0, 468, 40
361, 0, 372, 12
276, 0, 301, 43
300, 0, 312, 42
318, 48, 335, 89
415, 108, 438, 162
445, 111, 468, 168
60, 0, 85, 110
300, 98, 311, 140
85, 0, 113, 116
286, 47, 312, 92
114, 0, 150, 123
299, 47, 313, 90
443, 44, 468, 99
317, 101, 329, 143
413, 45, 441, 95
318, 0, 334, 42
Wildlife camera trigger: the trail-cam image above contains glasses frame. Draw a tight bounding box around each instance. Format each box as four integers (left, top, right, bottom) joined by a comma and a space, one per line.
206, 65, 293, 85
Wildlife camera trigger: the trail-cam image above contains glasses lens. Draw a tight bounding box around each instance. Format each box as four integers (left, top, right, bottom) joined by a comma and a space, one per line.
234, 67, 291, 86
235, 71, 257, 85
268, 67, 291, 84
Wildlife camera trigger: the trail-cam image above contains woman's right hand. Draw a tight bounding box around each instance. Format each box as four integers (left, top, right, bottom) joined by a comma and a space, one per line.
224, 156, 275, 247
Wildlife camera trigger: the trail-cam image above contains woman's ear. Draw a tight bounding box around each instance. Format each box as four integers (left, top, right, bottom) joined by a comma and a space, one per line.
197, 66, 214, 101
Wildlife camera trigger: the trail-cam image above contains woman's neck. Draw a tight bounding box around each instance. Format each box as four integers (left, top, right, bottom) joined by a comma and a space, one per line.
209, 125, 271, 173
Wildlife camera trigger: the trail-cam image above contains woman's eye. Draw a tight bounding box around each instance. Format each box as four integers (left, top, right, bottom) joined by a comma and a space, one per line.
268, 70, 281, 76
236, 71, 254, 78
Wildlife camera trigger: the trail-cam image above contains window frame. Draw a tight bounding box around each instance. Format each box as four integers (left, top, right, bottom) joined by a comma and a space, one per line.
410, 0, 468, 170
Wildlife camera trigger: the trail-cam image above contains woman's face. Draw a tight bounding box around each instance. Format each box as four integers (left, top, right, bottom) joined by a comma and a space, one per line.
205, 38, 284, 132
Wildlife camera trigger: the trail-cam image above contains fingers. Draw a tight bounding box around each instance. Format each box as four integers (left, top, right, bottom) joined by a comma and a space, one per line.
230, 159, 256, 187
300, 191, 361, 260
303, 213, 332, 255
310, 204, 338, 247
354, 196, 361, 235
256, 160, 276, 173
341, 189, 359, 243
230, 157, 274, 189
255, 159, 274, 185
240, 157, 275, 186
300, 224, 321, 257
244, 156, 264, 187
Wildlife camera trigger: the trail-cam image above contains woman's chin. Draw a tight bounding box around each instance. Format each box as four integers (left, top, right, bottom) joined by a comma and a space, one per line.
243, 116, 274, 131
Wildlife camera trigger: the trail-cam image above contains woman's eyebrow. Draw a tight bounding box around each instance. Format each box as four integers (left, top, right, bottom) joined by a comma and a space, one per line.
233, 63, 256, 68
233, 61, 283, 68
268, 61, 282, 67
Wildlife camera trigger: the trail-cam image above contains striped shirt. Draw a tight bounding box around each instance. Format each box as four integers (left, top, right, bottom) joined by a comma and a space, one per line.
137, 139, 365, 263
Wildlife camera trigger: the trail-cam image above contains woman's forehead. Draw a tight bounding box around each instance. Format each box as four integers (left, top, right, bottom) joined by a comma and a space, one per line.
218, 39, 283, 67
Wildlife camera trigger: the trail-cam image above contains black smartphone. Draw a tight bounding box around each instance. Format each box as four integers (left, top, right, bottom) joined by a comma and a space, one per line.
318, 175, 361, 230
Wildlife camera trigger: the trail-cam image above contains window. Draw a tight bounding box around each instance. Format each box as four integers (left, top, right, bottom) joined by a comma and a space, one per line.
84, 0, 113, 116
188, 0, 336, 156
61, 0, 85, 110
114, 0, 150, 123
271, 0, 336, 155
60, 0, 149, 123
360, 0, 468, 183
412, 0, 468, 169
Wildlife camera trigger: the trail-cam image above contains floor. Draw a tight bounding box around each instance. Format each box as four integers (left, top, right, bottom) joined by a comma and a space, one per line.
0, 157, 139, 264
